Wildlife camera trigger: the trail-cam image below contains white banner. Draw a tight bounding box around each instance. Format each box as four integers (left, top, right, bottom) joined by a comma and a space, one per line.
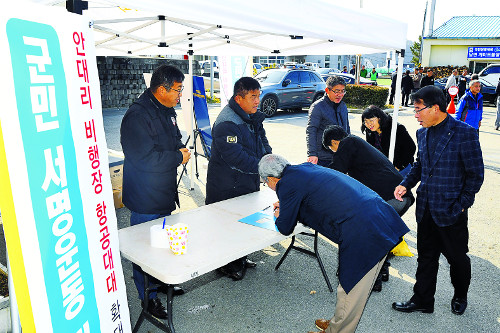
0, 2, 131, 332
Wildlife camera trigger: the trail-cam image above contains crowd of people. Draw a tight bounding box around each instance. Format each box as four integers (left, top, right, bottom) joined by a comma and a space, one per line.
119, 64, 485, 332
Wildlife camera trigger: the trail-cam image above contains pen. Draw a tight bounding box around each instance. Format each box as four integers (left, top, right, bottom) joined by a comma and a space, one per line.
263, 205, 271, 211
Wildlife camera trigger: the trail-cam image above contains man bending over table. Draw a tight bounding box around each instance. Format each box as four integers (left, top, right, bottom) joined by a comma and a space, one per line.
258, 154, 409, 333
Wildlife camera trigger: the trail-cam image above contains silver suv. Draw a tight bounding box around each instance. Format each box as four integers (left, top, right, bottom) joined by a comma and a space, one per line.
478, 64, 500, 86
255, 69, 326, 117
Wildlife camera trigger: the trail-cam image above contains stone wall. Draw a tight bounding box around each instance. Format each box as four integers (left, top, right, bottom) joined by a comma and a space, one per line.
97, 56, 200, 109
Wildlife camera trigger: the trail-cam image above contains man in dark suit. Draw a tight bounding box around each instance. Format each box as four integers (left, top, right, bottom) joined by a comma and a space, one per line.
392, 85, 484, 316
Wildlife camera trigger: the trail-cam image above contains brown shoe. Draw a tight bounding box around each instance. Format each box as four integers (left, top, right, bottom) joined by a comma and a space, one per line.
315, 318, 329, 330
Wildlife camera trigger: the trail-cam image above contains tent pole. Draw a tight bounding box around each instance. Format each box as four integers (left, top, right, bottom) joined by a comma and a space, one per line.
7, 251, 21, 333
188, 53, 195, 190
210, 55, 214, 98
355, 55, 361, 84
388, 50, 405, 164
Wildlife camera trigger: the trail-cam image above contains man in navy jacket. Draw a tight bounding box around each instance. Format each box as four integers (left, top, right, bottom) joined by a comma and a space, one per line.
258, 154, 409, 333
121, 65, 191, 319
393, 86, 484, 316
206, 77, 272, 280
306, 75, 350, 166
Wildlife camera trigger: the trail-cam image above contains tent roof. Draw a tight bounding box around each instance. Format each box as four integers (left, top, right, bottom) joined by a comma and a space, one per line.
33, 0, 407, 56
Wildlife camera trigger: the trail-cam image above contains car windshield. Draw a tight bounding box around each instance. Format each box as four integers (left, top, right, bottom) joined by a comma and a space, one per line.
255, 70, 286, 83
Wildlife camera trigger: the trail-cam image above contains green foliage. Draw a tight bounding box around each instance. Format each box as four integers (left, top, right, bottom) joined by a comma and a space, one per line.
206, 95, 221, 104
343, 85, 389, 108
410, 36, 422, 66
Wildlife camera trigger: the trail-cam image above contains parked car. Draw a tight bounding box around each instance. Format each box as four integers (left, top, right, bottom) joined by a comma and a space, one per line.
478, 63, 500, 86
316, 68, 341, 75
304, 62, 320, 70
321, 72, 377, 86
255, 68, 326, 117
253, 63, 264, 75
434, 77, 497, 104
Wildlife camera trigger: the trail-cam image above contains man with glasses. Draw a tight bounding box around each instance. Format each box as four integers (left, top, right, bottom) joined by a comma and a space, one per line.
420, 68, 435, 88
121, 64, 191, 319
306, 75, 350, 166
392, 85, 484, 316
206, 77, 272, 280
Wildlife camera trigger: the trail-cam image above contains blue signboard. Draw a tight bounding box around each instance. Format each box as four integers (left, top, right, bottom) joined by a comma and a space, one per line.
468, 47, 500, 59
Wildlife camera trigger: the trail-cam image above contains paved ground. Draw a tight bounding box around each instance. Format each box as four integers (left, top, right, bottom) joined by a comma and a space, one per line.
1, 100, 499, 332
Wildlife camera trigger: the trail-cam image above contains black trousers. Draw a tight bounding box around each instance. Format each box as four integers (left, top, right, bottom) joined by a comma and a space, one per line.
411, 205, 470, 307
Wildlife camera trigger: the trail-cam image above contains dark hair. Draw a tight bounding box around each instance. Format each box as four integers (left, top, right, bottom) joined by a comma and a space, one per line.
322, 125, 348, 149
326, 75, 346, 88
471, 74, 479, 80
411, 85, 447, 112
233, 77, 261, 98
361, 105, 390, 134
150, 65, 185, 92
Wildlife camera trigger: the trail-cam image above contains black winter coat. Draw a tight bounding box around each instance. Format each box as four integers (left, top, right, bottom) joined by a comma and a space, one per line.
328, 135, 406, 201
401, 74, 414, 93
121, 89, 184, 214
206, 98, 272, 204
365, 118, 416, 171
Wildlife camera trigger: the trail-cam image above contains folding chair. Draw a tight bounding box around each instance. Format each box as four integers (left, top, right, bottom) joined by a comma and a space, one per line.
192, 76, 213, 178
177, 135, 190, 188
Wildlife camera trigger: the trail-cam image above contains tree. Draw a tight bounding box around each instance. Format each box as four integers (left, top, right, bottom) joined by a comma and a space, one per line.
410, 36, 422, 66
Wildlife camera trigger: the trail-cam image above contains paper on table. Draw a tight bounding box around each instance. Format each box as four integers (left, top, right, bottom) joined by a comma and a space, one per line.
238, 209, 278, 232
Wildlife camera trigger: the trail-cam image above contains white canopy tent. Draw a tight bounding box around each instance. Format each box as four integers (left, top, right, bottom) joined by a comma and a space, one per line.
33, 0, 408, 188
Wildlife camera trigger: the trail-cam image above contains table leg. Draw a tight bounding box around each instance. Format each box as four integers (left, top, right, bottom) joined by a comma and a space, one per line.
275, 235, 296, 270
132, 273, 173, 333
313, 231, 333, 292
166, 285, 175, 333
275, 232, 333, 292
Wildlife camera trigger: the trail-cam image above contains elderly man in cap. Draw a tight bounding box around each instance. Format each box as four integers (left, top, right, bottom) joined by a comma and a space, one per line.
258, 154, 409, 333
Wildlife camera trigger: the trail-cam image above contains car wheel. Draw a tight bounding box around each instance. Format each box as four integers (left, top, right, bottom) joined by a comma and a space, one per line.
261, 96, 278, 117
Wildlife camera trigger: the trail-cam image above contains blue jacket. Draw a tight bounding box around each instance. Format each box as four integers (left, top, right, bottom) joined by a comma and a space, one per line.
206, 98, 272, 204
401, 115, 484, 227
306, 96, 350, 162
275, 163, 409, 294
455, 90, 483, 129
121, 89, 184, 214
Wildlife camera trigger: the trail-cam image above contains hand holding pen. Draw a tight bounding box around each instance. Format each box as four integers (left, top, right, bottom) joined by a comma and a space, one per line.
273, 201, 280, 218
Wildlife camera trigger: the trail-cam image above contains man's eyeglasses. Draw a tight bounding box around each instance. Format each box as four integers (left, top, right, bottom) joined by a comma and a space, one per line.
414, 105, 430, 114
164, 85, 184, 94
329, 88, 346, 95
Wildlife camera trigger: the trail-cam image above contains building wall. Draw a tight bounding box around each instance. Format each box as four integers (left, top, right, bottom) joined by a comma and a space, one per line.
97, 56, 199, 109
422, 38, 500, 67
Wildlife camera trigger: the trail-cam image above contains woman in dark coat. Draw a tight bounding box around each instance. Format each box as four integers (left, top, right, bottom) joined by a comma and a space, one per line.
361, 106, 416, 175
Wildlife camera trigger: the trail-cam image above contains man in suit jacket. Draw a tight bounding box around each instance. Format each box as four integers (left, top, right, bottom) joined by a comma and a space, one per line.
392, 86, 484, 316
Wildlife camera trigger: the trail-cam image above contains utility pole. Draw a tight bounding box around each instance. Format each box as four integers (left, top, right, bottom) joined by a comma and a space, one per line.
428, 0, 436, 36
419, 1, 428, 64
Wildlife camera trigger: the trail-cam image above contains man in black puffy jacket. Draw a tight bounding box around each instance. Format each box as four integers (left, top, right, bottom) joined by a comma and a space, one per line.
121, 65, 191, 319
206, 77, 272, 280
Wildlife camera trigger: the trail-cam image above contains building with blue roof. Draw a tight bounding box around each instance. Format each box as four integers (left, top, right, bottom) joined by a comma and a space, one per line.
422, 16, 500, 72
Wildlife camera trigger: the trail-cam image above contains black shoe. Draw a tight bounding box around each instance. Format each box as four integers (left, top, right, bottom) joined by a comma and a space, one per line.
245, 258, 257, 268
381, 261, 390, 282
451, 297, 467, 315
496, 124, 499, 130
372, 276, 382, 292
392, 300, 434, 313
142, 297, 167, 319
218, 266, 246, 281
157, 284, 185, 296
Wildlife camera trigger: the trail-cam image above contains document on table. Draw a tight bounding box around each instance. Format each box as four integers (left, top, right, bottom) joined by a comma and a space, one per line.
238, 208, 278, 232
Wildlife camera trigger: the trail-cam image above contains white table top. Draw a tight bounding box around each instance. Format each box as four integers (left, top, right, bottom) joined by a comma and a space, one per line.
118, 188, 307, 284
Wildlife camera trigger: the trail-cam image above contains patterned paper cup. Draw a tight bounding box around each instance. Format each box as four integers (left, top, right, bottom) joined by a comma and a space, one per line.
166, 223, 189, 255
